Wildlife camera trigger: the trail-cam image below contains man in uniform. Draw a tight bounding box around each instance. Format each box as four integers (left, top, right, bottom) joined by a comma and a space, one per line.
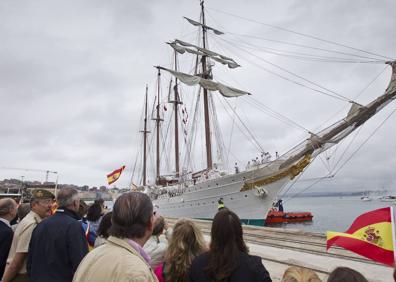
1, 189, 54, 282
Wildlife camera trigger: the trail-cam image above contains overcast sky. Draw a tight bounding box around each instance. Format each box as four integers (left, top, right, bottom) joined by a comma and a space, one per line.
1, 0, 395, 192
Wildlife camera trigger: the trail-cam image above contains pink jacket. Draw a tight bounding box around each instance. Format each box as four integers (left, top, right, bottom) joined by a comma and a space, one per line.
154, 263, 165, 282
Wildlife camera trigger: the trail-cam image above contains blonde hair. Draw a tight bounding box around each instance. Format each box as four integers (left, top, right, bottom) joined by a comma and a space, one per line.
164, 219, 207, 282
282, 266, 322, 282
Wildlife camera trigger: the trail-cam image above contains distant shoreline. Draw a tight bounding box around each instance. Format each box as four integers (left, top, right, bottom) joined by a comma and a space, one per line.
281, 190, 392, 198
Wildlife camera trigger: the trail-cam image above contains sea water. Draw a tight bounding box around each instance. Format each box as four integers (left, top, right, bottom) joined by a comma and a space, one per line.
278, 196, 395, 233
103, 195, 393, 234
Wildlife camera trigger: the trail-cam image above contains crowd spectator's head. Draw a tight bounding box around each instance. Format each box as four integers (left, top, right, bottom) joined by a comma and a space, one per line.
94, 198, 104, 206
327, 267, 368, 282
94, 198, 105, 211
109, 192, 154, 242
56, 187, 80, 212
86, 202, 102, 222
17, 203, 31, 221
164, 219, 207, 282
152, 216, 165, 237
205, 209, 248, 281
78, 200, 88, 218
281, 266, 321, 282
31, 189, 55, 218
97, 211, 113, 239
0, 198, 18, 221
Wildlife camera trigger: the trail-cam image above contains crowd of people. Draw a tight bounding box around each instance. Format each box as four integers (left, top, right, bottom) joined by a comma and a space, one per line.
0, 190, 393, 282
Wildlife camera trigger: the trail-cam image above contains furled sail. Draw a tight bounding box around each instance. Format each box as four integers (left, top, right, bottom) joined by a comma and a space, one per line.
346, 102, 364, 122
280, 61, 396, 169
157, 66, 250, 98
168, 40, 240, 69
168, 42, 201, 56
184, 17, 224, 35
175, 39, 234, 61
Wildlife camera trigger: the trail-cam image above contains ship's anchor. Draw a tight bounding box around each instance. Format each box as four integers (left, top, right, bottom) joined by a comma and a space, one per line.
255, 186, 268, 198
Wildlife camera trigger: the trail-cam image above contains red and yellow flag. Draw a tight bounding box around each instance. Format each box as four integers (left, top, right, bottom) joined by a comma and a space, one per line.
327, 207, 395, 266
107, 165, 126, 185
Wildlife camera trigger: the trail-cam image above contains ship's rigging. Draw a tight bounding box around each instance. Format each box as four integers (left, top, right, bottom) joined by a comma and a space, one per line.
130, 1, 395, 199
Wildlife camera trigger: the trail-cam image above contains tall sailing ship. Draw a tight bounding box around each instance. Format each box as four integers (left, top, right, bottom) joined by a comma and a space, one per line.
131, 2, 396, 225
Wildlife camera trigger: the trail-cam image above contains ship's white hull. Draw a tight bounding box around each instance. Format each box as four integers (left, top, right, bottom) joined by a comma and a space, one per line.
153, 162, 289, 224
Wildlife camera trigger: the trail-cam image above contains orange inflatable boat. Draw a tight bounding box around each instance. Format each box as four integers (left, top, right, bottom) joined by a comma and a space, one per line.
265, 210, 313, 225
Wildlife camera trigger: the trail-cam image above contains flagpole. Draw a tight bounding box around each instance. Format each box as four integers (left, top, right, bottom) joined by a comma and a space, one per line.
391, 206, 396, 263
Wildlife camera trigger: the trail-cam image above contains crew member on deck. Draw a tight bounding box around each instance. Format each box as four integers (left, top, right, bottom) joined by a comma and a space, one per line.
234, 162, 239, 174
217, 198, 225, 211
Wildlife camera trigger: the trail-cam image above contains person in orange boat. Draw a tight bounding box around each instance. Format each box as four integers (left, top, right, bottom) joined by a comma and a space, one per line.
275, 199, 284, 212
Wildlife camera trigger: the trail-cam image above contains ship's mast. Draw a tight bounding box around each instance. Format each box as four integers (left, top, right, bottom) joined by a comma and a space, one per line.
142, 85, 149, 186
172, 52, 181, 177
155, 69, 162, 184
200, 0, 213, 170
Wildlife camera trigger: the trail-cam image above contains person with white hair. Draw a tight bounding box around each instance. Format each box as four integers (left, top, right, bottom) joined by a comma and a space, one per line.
27, 187, 88, 282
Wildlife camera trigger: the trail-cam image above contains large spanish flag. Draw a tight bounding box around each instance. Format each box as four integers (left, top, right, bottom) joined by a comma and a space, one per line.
107, 165, 126, 185
327, 207, 395, 266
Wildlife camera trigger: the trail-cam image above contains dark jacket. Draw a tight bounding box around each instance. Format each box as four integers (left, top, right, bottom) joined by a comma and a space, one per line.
0, 220, 13, 278
188, 251, 272, 282
27, 208, 88, 282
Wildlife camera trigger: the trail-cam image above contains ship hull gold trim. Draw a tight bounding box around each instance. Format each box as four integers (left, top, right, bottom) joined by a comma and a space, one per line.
241, 154, 311, 191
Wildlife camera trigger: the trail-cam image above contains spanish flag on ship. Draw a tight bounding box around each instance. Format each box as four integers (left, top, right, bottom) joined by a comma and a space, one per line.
107, 165, 126, 185
327, 207, 396, 266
